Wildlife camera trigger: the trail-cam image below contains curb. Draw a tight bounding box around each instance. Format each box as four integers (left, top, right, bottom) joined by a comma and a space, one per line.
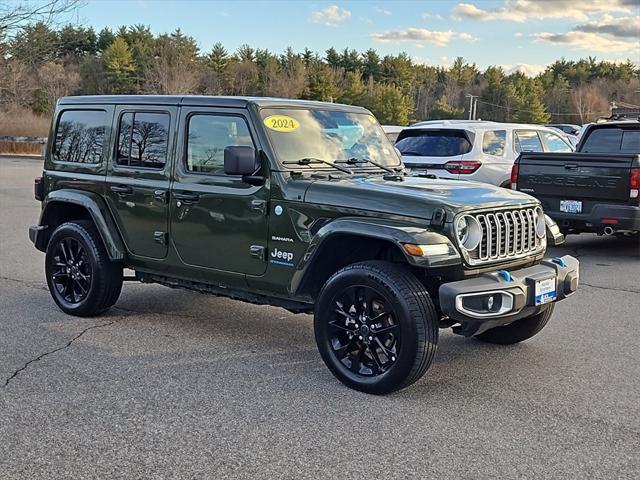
0, 154, 43, 160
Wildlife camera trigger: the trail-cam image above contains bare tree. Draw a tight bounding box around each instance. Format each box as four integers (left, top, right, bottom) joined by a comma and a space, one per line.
0, 1, 82, 40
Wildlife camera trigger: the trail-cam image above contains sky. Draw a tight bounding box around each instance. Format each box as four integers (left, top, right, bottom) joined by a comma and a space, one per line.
75, 0, 639, 75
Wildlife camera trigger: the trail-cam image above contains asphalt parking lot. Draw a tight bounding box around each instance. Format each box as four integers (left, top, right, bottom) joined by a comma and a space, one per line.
1, 156, 639, 479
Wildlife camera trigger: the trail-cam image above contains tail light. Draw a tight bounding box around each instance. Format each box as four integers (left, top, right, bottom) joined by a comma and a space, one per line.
34, 176, 44, 201
630, 167, 639, 199
444, 160, 481, 175
510, 163, 519, 190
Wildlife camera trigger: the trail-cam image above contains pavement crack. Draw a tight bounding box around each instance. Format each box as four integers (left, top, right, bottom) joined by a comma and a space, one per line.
580, 282, 640, 294
0, 275, 47, 291
2, 320, 116, 388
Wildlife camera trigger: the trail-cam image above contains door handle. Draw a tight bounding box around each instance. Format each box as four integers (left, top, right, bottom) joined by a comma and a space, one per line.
153, 189, 168, 203
251, 199, 267, 214
564, 164, 578, 170
173, 191, 200, 204
110, 185, 133, 195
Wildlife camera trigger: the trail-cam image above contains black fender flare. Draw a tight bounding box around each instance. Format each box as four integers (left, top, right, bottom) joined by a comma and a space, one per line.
290, 217, 460, 294
37, 189, 126, 261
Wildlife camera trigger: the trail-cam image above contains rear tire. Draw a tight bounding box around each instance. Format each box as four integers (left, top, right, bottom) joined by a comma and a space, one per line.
474, 304, 554, 345
45, 221, 123, 317
314, 261, 438, 394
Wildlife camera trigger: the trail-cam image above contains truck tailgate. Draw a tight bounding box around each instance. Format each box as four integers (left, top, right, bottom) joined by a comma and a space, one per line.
517, 153, 636, 202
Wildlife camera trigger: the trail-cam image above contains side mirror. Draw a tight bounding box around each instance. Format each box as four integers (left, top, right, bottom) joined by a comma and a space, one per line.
224, 146, 259, 176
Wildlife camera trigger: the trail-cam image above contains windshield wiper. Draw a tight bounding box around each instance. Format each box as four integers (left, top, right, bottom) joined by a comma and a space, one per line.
338, 157, 396, 174
282, 157, 353, 174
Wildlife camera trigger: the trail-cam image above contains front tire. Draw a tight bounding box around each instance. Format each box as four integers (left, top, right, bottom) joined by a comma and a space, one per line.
474, 304, 555, 345
45, 221, 123, 317
314, 261, 438, 394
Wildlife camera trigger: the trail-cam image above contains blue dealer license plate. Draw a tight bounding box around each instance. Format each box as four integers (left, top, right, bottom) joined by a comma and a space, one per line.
535, 277, 557, 305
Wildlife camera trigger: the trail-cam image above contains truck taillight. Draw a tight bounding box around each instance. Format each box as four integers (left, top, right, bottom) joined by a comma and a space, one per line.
445, 160, 481, 175
630, 167, 639, 199
510, 163, 519, 190
34, 176, 44, 201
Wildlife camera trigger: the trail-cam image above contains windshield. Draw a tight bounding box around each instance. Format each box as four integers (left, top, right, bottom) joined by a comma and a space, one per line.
260, 108, 401, 169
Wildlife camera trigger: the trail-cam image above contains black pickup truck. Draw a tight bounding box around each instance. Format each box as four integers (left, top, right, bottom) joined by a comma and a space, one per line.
512, 121, 640, 235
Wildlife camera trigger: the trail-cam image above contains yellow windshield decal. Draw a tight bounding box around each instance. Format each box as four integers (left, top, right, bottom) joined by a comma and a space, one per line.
264, 115, 299, 132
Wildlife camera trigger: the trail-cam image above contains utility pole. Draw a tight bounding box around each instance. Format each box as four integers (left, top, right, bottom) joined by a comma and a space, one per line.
465, 93, 479, 120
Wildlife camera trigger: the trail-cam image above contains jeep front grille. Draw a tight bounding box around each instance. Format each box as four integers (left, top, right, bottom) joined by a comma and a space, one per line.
467, 207, 543, 265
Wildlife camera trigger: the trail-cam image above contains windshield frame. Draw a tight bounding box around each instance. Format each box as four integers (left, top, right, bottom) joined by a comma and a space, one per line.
257, 106, 403, 172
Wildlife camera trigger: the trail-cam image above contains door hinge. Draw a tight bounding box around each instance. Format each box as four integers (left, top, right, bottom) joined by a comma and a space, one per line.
251, 199, 267, 215
154, 231, 168, 245
250, 245, 266, 260
431, 208, 446, 228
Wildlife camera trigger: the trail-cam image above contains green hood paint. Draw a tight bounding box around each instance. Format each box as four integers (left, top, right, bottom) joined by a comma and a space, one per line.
303, 175, 538, 220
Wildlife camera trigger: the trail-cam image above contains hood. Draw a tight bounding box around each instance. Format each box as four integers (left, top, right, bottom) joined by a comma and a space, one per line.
303, 175, 538, 221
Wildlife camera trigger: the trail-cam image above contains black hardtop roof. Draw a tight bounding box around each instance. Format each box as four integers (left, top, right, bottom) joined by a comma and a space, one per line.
57, 95, 369, 112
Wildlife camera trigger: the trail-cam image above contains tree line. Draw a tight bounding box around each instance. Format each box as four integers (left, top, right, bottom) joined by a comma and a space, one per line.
1, 23, 639, 129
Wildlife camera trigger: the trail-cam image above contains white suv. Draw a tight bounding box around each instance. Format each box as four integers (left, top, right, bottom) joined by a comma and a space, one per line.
395, 120, 574, 187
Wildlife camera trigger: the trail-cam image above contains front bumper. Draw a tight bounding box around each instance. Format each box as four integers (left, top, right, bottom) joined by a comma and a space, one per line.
439, 255, 579, 336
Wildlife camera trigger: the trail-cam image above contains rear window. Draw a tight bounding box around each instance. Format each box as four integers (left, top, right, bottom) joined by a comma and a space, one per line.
482, 130, 506, 156
53, 109, 107, 163
396, 129, 473, 157
582, 127, 640, 153
621, 130, 640, 152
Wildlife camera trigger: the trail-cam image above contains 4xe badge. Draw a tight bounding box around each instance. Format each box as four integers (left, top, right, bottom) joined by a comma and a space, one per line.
270, 248, 294, 267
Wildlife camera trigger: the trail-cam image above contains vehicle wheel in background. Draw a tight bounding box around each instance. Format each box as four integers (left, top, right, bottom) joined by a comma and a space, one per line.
474, 304, 554, 345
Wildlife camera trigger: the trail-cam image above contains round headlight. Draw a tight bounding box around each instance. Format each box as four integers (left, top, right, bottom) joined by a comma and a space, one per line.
534, 207, 545, 238
455, 215, 482, 251
456, 216, 468, 244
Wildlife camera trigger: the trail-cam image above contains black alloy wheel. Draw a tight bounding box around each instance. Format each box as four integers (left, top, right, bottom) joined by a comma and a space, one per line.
45, 221, 123, 317
329, 285, 401, 377
50, 237, 92, 305
315, 261, 438, 394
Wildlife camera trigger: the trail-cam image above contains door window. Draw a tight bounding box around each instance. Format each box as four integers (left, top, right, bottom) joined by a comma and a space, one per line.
514, 130, 543, 153
53, 109, 107, 163
482, 130, 506, 156
116, 112, 170, 168
541, 131, 573, 152
186, 115, 254, 174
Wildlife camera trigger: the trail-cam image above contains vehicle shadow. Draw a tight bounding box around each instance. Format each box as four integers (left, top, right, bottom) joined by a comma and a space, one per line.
105, 285, 562, 398
549, 232, 639, 260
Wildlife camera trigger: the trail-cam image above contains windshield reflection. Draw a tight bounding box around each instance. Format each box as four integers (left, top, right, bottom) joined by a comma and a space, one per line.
260, 108, 401, 169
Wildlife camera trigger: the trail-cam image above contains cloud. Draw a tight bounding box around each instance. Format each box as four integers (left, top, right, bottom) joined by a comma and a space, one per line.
575, 15, 640, 39
374, 7, 392, 16
500, 63, 546, 76
452, 0, 634, 23
514, 32, 523, 37
359, 16, 373, 24
310, 5, 351, 27
422, 12, 444, 20
532, 30, 639, 52
371, 28, 477, 46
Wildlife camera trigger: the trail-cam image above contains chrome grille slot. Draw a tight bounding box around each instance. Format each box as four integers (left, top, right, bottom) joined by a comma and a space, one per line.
466, 207, 542, 266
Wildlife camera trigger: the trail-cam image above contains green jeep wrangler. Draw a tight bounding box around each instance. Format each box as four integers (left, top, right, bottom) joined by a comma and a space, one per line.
29, 96, 579, 394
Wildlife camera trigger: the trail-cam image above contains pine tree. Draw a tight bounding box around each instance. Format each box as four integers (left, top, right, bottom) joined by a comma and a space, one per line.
103, 37, 136, 93
430, 96, 465, 120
